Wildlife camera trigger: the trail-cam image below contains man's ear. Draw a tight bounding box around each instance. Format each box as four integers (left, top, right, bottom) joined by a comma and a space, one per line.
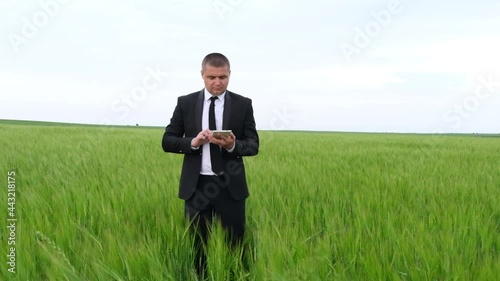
200, 70, 204, 77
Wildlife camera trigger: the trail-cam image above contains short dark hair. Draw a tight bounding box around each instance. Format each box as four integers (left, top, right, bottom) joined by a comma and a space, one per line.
202, 53, 230, 71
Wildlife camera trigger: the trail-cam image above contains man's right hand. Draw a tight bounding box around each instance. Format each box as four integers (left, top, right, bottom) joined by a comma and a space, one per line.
191, 129, 211, 148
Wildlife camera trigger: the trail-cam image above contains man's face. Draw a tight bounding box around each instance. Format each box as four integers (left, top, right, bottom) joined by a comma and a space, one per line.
201, 64, 230, 96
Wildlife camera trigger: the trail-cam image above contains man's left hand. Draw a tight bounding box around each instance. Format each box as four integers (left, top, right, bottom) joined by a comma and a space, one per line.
209, 132, 235, 150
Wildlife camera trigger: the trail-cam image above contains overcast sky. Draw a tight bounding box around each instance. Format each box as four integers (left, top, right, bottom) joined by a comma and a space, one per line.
1, 0, 499, 133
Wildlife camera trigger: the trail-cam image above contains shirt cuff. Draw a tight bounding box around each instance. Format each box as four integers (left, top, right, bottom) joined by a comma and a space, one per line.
226, 142, 235, 153
191, 146, 200, 150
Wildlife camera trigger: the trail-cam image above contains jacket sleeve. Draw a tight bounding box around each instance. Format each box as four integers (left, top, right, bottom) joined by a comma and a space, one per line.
162, 97, 199, 155
229, 99, 259, 157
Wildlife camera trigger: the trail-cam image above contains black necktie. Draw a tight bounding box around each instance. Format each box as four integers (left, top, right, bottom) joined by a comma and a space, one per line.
209, 96, 223, 175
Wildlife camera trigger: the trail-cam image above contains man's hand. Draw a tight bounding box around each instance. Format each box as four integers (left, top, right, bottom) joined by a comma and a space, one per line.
209, 132, 235, 150
191, 129, 211, 148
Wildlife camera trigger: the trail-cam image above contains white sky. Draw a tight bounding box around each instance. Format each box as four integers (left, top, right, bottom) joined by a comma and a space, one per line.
1, 0, 499, 133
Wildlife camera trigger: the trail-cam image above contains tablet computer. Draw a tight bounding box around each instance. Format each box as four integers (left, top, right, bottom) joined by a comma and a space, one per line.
212, 130, 232, 138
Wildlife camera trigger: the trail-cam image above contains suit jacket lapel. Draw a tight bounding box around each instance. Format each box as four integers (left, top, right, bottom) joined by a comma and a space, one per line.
195, 89, 204, 132
223, 91, 232, 130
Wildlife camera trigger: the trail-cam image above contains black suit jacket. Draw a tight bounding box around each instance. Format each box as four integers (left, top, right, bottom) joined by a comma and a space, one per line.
162, 89, 259, 200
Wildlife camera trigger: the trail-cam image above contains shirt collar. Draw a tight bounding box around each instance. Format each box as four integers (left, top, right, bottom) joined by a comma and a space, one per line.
204, 88, 226, 102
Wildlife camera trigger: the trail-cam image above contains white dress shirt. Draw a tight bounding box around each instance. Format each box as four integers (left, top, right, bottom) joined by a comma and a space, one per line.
200, 89, 225, 175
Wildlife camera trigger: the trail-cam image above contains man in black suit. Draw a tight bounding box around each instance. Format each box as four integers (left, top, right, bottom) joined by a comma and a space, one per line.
162, 53, 259, 278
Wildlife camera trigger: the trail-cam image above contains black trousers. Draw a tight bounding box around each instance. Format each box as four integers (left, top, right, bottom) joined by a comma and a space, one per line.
185, 175, 246, 278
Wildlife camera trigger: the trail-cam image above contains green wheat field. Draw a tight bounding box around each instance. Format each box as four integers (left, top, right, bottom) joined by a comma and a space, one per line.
0, 120, 499, 281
